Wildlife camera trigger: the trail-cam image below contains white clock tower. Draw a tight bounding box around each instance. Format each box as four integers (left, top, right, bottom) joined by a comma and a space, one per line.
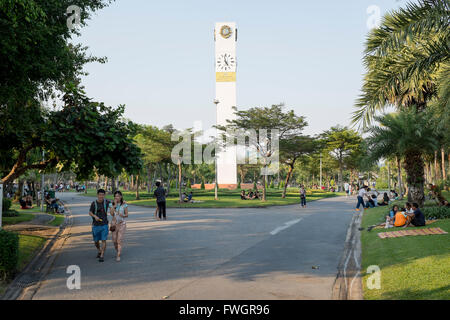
215, 22, 237, 187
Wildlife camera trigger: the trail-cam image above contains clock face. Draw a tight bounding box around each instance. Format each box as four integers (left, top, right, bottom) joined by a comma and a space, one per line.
220, 25, 233, 39
216, 53, 236, 71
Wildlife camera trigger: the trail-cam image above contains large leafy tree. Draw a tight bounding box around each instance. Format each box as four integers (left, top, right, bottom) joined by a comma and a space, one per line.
0, 1, 144, 185
365, 109, 439, 205
1, 85, 142, 184
353, 0, 449, 127
320, 126, 363, 192
219, 104, 307, 201
279, 136, 317, 198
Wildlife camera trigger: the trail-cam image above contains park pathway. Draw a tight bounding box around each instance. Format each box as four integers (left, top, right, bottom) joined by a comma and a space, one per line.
32, 192, 355, 299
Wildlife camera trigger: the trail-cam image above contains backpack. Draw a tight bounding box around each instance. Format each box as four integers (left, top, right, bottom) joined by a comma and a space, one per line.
94, 200, 109, 215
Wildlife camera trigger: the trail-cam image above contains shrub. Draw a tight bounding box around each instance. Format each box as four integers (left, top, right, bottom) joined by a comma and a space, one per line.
2, 210, 19, 217
237, 180, 241, 189
186, 180, 191, 189
2, 197, 12, 213
423, 206, 450, 220
0, 230, 19, 280
200, 180, 205, 190
269, 180, 274, 188
253, 181, 257, 190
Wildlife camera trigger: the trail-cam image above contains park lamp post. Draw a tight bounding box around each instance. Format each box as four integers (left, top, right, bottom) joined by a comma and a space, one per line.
41, 150, 45, 212
320, 153, 323, 189
213, 99, 219, 200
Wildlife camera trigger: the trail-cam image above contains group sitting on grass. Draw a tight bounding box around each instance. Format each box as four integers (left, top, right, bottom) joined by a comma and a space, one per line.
384, 202, 426, 229
240, 189, 260, 200
45, 193, 64, 213
19, 195, 33, 209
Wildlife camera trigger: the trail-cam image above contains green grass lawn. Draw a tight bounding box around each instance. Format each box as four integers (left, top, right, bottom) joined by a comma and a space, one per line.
81, 188, 344, 208
48, 214, 65, 226
360, 202, 450, 300
1, 203, 42, 226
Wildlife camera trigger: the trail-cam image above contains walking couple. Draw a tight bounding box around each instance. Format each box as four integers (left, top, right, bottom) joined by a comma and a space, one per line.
89, 189, 128, 262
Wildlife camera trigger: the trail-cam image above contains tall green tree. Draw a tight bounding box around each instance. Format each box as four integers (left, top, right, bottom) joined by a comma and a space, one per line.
280, 136, 317, 198
365, 109, 439, 205
219, 104, 307, 201
320, 126, 363, 192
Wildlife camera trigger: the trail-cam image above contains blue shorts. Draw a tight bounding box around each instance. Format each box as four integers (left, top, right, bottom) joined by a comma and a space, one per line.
92, 224, 109, 242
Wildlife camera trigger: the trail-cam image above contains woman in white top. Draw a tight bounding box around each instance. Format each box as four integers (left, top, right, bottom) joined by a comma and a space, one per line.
110, 191, 129, 262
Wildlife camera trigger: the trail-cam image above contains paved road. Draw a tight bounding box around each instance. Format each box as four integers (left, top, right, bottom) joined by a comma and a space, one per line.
32, 192, 355, 300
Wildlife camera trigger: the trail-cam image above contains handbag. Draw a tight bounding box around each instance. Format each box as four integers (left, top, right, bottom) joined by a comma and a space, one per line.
110, 204, 119, 232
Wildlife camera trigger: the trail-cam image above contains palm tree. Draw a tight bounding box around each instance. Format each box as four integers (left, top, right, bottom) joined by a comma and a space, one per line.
353, 0, 450, 128
365, 109, 439, 205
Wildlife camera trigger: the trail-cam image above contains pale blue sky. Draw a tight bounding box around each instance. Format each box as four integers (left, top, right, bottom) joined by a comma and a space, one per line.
75, 0, 407, 135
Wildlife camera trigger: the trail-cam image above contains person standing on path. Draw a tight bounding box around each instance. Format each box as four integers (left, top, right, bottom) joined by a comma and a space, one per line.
299, 185, 307, 208
154, 181, 167, 220
344, 182, 350, 197
110, 191, 128, 262
355, 185, 368, 211
88, 189, 110, 262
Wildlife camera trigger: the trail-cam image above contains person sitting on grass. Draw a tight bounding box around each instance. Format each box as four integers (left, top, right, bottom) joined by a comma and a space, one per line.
386, 205, 399, 225
440, 200, 450, 208
378, 192, 389, 206
26, 195, 33, 207
365, 188, 376, 208
393, 207, 408, 227
181, 192, 194, 203
254, 190, 260, 200
404, 202, 414, 214
45, 194, 60, 213
240, 190, 247, 200
248, 191, 254, 199
19, 196, 32, 209
187, 192, 193, 202
403, 203, 426, 228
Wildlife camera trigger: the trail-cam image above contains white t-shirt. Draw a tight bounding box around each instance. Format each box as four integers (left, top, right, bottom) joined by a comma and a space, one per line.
358, 188, 367, 198
344, 183, 349, 191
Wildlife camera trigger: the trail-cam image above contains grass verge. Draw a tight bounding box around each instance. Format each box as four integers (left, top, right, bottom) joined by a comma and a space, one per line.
80, 188, 344, 208
360, 203, 450, 300
48, 214, 65, 226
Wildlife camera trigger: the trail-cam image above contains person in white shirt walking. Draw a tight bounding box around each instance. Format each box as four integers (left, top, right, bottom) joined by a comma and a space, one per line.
356, 185, 369, 211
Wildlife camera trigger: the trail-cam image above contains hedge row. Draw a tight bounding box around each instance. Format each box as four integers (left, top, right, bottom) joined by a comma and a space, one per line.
423, 206, 450, 220
0, 230, 19, 280
2, 198, 12, 213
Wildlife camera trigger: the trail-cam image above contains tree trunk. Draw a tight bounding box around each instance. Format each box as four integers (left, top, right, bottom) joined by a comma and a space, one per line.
112, 177, 117, 193
167, 163, 172, 195
147, 164, 152, 193
441, 148, 446, 181
338, 160, 343, 192
178, 159, 182, 203
262, 170, 267, 201
282, 164, 294, 198
396, 156, 403, 199
15, 180, 24, 200
135, 175, 140, 200
404, 150, 425, 206
434, 150, 439, 182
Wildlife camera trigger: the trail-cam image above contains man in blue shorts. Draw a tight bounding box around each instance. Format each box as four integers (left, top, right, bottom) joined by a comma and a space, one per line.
89, 189, 110, 262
